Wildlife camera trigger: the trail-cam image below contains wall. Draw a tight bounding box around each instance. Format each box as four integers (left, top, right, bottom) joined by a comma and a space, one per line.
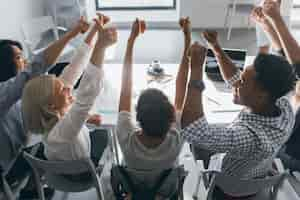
0, 0, 44, 41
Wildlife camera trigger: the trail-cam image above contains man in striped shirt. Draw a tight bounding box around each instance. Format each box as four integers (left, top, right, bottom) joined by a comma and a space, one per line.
181, 33, 296, 180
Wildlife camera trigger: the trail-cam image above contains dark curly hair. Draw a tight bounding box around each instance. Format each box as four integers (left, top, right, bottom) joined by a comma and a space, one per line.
254, 54, 296, 102
136, 88, 175, 138
0, 40, 23, 82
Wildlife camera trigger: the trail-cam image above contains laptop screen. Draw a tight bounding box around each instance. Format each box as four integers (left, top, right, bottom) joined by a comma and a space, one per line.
205, 48, 247, 76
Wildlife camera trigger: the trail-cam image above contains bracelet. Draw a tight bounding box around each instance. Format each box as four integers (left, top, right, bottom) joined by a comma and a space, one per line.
189, 80, 205, 92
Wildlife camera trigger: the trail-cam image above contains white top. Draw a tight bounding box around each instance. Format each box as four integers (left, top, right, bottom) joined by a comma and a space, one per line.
256, 0, 293, 16
116, 111, 184, 171
60, 42, 94, 87
44, 42, 104, 161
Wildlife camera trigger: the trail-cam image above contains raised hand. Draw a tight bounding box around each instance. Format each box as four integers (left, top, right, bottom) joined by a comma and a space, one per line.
263, 0, 281, 20
251, 7, 268, 25
69, 16, 90, 38
77, 16, 90, 33
96, 13, 110, 26
129, 18, 146, 41
94, 16, 118, 48
202, 30, 218, 47
179, 17, 191, 41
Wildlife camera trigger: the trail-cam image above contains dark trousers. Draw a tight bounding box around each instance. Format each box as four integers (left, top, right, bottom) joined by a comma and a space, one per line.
190, 144, 215, 169
90, 129, 109, 166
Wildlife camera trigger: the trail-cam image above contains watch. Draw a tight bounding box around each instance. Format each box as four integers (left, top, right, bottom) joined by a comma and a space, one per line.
189, 80, 205, 91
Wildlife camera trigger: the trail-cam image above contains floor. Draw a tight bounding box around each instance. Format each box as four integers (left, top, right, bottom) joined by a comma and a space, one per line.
50, 28, 300, 200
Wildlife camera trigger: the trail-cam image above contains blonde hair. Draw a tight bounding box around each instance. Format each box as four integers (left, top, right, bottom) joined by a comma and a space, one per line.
22, 75, 60, 134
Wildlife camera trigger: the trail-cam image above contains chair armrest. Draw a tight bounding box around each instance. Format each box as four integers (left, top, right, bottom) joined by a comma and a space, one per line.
207, 153, 226, 173
57, 26, 68, 32
274, 158, 285, 173
23, 39, 33, 46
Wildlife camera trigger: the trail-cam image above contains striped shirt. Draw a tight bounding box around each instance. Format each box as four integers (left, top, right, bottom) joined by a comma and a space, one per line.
182, 71, 295, 179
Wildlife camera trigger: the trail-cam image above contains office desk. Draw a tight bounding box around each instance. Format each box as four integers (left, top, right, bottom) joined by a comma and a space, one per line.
91, 63, 242, 125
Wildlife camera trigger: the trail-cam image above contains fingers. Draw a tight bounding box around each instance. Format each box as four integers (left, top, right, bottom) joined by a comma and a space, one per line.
129, 18, 146, 40
134, 18, 146, 34
262, 0, 281, 18
96, 13, 110, 25
139, 20, 146, 34
179, 17, 190, 28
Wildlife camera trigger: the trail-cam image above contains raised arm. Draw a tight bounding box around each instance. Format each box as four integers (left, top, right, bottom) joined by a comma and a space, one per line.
181, 42, 207, 128
263, 0, 300, 65
43, 16, 87, 67
175, 17, 191, 111
119, 19, 145, 112
59, 15, 111, 87
50, 17, 118, 140
202, 31, 239, 82
251, 6, 283, 52
0, 18, 87, 116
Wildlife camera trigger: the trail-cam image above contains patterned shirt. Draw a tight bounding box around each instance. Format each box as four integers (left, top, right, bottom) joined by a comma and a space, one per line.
182, 70, 295, 179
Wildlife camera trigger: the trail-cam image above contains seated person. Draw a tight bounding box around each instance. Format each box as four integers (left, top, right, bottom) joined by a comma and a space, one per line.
251, 1, 300, 172
0, 18, 89, 173
181, 30, 295, 198
21, 15, 117, 165
116, 18, 191, 198
254, 0, 292, 54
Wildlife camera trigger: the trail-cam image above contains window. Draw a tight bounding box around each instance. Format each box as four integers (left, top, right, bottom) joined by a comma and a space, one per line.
95, 0, 176, 10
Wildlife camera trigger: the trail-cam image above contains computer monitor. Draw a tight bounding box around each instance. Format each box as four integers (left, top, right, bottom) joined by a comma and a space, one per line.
205, 48, 246, 81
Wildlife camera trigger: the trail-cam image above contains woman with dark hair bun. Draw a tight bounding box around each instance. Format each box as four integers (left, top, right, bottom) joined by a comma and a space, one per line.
0, 39, 27, 82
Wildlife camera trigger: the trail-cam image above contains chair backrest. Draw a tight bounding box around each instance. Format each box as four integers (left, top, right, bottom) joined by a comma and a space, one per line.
211, 171, 286, 197
21, 16, 59, 53
111, 165, 186, 199
23, 152, 94, 176
202, 154, 287, 199
23, 151, 105, 199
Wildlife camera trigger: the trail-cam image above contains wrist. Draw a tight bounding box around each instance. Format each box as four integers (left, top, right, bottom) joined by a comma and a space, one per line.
210, 42, 221, 51
128, 36, 136, 43
270, 14, 283, 25
190, 67, 203, 80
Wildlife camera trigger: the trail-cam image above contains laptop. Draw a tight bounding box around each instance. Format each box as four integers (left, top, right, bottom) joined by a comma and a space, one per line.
205, 48, 247, 82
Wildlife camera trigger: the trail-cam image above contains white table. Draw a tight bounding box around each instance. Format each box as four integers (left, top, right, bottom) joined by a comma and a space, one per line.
91, 63, 242, 126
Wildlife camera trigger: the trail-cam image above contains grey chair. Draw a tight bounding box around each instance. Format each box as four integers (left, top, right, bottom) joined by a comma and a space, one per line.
23, 152, 105, 200
194, 153, 288, 200
0, 157, 29, 200
0, 144, 41, 200
111, 165, 187, 200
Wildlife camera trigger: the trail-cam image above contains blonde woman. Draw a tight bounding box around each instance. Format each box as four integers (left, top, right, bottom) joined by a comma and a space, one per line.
21, 15, 117, 165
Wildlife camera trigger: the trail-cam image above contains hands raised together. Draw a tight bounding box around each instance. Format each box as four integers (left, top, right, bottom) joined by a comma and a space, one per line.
94, 14, 118, 48
69, 16, 90, 38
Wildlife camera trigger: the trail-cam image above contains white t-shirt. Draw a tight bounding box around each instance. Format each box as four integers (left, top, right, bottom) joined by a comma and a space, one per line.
116, 111, 184, 171
256, 0, 293, 16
